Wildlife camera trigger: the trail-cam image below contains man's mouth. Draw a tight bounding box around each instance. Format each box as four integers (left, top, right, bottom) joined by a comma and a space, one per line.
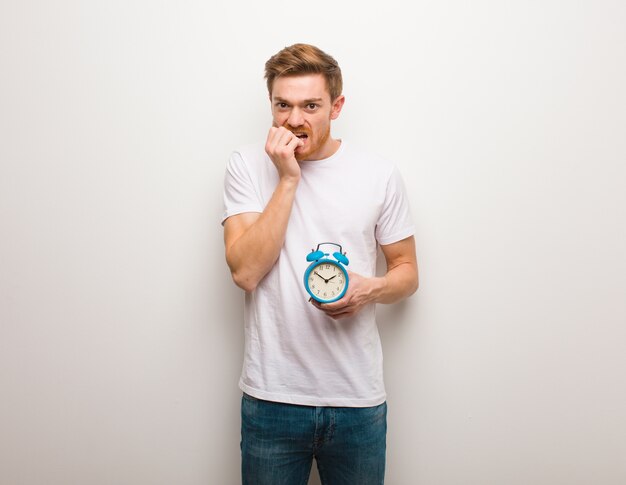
294, 132, 309, 140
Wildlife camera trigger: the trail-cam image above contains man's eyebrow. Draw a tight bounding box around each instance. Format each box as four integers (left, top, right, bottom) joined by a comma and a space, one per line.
274, 97, 324, 104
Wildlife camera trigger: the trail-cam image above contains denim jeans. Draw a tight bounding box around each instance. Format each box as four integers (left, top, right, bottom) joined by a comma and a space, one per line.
241, 393, 387, 485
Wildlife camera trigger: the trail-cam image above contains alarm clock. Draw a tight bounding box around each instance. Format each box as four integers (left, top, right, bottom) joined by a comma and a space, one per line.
304, 242, 350, 303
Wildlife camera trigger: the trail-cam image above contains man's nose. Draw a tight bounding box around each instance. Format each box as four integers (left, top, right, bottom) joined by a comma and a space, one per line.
287, 107, 304, 127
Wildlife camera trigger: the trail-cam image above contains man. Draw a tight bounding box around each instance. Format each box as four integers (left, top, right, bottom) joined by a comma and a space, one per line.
222, 43, 418, 485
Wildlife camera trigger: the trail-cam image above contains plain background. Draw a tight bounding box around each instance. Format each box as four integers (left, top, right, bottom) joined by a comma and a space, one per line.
1, 1, 625, 484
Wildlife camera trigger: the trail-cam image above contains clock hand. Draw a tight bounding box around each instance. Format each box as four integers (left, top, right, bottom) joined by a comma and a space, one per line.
327, 275, 337, 282
314, 271, 328, 283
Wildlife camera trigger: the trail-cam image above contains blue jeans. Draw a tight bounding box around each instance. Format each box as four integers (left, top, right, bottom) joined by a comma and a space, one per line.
241, 393, 387, 485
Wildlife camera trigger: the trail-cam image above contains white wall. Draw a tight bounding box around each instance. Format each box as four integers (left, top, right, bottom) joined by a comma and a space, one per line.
1, 1, 625, 484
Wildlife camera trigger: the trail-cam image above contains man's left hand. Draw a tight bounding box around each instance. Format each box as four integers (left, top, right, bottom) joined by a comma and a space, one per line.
310, 271, 381, 320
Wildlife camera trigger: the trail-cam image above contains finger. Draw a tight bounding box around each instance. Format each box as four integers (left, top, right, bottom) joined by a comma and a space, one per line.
319, 301, 342, 311
267, 129, 289, 154
320, 296, 350, 310
312, 303, 354, 319
270, 126, 293, 143
309, 299, 323, 310
286, 134, 302, 151
267, 126, 278, 138
311, 300, 343, 313
323, 304, 353, 317
274, 133, 300, 161
327, 311, 353, 320
265, 127, 279, 152
276, 127, 296, 147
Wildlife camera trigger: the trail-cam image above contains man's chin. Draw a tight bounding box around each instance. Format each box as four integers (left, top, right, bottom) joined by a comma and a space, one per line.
294, 147, 310, 162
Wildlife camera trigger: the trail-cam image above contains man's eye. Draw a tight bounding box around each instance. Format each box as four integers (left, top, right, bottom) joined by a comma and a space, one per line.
277, 103, 288, 108
307, 104, 318, 110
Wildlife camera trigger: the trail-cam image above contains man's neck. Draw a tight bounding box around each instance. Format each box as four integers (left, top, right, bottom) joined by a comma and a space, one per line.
308, 137, 341, 161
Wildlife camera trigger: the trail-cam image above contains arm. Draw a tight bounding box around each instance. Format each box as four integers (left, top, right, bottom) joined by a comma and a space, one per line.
224, 179, 298, 292
311, 236, 419, 319
372, 235, 419, 304
224, 127, 303, 292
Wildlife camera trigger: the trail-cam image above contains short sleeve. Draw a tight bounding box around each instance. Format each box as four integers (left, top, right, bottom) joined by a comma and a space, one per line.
221, 151, 264, 225
375, 166, 415, 245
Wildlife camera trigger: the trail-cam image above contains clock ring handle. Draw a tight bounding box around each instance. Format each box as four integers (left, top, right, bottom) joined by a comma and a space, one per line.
314, 242, 349, 266
315, 242, 344, 254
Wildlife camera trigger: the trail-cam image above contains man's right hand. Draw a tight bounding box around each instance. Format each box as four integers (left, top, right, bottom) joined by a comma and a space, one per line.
265, 127, 304, 181
225, 128, 304, 292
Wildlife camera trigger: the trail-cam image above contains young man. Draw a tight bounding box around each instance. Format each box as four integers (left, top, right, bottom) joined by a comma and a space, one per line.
222, 43, 418, 485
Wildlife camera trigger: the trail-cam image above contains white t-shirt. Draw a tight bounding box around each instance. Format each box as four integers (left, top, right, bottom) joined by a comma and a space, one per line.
222, 140, 415, 407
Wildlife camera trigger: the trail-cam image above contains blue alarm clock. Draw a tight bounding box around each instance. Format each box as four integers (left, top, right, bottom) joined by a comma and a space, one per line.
304, 242, 350, 303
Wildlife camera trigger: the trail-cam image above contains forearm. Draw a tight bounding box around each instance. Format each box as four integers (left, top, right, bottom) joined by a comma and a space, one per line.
369, 261, 419, 304
226, 178, 299, 291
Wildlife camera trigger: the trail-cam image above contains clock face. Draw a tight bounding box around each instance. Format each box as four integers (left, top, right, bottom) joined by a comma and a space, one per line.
306, 261, 347, 303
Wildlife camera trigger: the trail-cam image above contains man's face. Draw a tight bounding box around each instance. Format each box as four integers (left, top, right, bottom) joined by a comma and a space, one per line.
270, 74, 344, 161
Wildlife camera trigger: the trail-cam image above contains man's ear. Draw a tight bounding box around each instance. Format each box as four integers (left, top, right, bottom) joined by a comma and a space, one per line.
330, 95, 345, 120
